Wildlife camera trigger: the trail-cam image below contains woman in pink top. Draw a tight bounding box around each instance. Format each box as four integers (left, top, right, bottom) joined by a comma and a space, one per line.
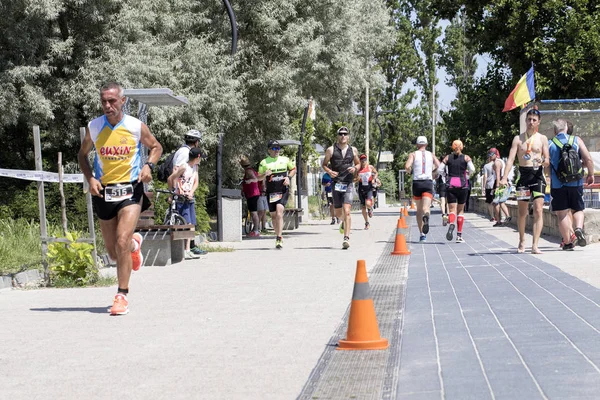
240, 157, 262, 237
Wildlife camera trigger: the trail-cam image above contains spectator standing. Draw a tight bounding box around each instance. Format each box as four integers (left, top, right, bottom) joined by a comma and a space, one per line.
168, 148, 205, 258
321, 172, 337, 224
240, 157, 262, 238
172, 129, 207, 256
483, 155, 496, 221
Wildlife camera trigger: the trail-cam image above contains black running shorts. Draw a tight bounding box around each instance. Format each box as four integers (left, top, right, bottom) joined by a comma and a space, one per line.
267, 190, 289, 213
447, 187, 468, 205
516, 167, 546, 201
412, 180, 434, 200
92, 181, 150, 221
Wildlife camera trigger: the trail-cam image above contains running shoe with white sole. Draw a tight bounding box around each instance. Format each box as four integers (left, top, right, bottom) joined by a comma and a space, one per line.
442, 214, 448, 226
365, 222, 370, 230
275, 237, 283, 249
419, 235, 426, 242
131, 233, 144, 271
456, 235, 464, 243
109, 293, 129, 315
422, 214, 430, 234
342, 236, 350, 249
575, 228, 587, 247
446, 224, 455, 241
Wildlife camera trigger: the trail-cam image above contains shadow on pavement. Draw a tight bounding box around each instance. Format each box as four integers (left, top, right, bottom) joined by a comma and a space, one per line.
236, 248, 276, 251
294, 246, 336, 250
30, 307, 108, 314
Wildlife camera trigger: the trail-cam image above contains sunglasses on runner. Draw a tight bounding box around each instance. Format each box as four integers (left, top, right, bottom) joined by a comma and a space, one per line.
338, 131, 349, 136
271, 147, 281, 151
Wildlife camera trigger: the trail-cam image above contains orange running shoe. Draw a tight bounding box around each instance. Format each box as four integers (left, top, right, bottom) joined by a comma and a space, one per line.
109, 293, 129, 315
131, 232, 144, 271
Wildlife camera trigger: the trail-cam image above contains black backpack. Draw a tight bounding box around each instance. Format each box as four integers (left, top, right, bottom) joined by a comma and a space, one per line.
156, 145, 187, 182
552, 135, 583, 183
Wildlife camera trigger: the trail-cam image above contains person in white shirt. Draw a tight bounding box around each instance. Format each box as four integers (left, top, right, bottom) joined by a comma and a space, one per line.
405, 136, 440, 242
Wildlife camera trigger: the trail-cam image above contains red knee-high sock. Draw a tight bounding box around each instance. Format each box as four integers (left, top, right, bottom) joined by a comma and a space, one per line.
457, 215, 464, 233
448, 212, 456, 224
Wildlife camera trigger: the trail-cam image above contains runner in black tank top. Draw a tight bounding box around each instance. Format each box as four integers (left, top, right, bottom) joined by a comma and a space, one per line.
438, 140, 475, 243
322, 126, 361, 249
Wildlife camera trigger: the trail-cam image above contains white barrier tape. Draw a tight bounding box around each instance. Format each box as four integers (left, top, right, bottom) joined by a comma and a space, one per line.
0, 168, 84, 183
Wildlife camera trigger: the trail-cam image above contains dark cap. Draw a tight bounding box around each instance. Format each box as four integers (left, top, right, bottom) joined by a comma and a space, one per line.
359, 154, 367, 160
488, 147, 500, 157
189, 147, 207, 160
267, 140, 280, 148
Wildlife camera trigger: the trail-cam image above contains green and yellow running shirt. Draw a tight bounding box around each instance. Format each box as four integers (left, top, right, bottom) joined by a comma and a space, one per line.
258, 156, 296, 193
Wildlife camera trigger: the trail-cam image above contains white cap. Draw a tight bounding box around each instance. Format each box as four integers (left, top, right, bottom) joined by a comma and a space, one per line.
416, 136, 428, 145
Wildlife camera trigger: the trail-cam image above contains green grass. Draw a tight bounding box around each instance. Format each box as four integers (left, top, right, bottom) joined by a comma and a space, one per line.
199, 244, 234, 252
0, 218, 48, 276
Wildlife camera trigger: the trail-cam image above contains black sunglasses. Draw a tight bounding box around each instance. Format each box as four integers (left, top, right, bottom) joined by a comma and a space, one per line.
338, 131, 349, 136
271, 147, 281, 151
527, 109, 541, 116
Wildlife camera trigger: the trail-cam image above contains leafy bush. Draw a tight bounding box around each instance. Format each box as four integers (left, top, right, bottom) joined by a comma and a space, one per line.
378, 169, 398, 200
47, 230, 98, 287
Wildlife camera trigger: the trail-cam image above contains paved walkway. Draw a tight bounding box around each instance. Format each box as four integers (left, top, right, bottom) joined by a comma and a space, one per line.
2, 204, 600, 399
398, 211, 600, 399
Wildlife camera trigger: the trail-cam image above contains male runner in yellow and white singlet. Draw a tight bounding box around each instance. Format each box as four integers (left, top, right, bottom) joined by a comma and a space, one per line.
78, 82, 162, 315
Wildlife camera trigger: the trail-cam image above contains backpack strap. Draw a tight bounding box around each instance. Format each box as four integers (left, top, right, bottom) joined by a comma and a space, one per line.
552, 136, 564, 149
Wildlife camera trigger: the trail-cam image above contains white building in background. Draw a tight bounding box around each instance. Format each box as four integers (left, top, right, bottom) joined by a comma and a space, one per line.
377, 151, 394, 170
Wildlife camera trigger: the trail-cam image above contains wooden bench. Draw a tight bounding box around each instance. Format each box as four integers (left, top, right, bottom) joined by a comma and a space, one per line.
134, 193, 196, 266
282, 208, 303, 230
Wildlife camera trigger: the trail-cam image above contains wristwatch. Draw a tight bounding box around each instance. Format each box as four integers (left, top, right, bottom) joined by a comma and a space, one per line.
145, 162, 155, 171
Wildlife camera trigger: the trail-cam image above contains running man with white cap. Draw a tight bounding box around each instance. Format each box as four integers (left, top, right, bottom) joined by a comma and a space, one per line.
405, 135, 440, 242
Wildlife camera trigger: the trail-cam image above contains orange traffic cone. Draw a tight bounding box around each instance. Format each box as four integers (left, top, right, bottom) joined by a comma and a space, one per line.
391, 226, 411, 255
403, 207, 409, 217
398, 216, 407, 229
338, 260, 388, 350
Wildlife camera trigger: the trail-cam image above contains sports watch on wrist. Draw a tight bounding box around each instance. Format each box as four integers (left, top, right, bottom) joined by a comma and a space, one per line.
145, 162, 155, 171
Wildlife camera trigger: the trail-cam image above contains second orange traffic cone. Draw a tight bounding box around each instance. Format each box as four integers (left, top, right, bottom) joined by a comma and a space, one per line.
398, 216, 407, 229
391, 223, 411, 255
403, 206, 409, 216
338, 260, 388, 350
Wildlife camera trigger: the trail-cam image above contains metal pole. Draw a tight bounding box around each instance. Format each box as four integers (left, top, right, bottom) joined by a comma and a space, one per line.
137, 102, 149, 192
58, 152, 68, 233
222, 0, 238, 55
33, 126, 49, 284
376, 118, 384, 171
365, 84, 369, 159
432, 84, 436, 156
80, 127, 98, 268
216, 133, 224, 242
298, 102, 309, 216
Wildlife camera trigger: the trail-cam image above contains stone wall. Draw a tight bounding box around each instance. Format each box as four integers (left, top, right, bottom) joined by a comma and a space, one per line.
471, 196, 600, 243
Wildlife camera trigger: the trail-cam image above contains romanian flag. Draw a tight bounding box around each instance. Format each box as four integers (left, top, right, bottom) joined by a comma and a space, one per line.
502, 66, 535, 112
